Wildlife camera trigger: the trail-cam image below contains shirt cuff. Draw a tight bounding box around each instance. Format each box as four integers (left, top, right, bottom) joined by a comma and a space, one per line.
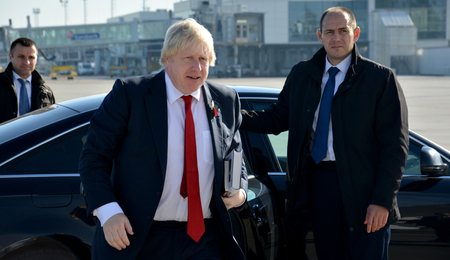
93, 202, 124, 226
236, 188, 247, 207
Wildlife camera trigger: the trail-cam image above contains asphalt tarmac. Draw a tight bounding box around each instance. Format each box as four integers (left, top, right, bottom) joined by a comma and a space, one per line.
45, 75, 450, 150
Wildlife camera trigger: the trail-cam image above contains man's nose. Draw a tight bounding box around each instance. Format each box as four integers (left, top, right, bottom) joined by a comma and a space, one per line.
331, 32, 341, 41
191, 59, 202, 70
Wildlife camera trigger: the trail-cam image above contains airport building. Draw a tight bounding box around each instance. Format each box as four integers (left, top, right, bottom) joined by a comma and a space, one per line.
0, 9, 174, 77
1, 0, 449, 77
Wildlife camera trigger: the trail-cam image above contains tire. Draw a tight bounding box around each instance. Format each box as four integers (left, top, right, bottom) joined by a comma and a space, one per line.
2, 247, 76, 260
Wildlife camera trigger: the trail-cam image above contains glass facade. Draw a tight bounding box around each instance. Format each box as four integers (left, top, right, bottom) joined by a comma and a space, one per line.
3, 21, 168, 72
138, 21, 168, 41
8, 21, 167, 49
9, 23, 136, 49
288, 1, 368, 42
376, 0, 447, 39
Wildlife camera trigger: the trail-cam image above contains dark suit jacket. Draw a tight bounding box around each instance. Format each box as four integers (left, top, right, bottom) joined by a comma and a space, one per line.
79, 71, 247, 259
241, 45, 409, 233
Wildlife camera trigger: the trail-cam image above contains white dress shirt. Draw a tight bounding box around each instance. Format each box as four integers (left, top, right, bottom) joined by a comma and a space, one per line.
12, 71, 32, 116
312, 54, 352, 161
94, 72, 214, 225
153, 73, 214, 221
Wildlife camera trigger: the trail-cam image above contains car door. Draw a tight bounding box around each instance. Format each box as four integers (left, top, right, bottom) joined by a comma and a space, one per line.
0, 124, 95, 250
240, 97, 317, 259
389, 137, 450, 259
239, 97, 295, 260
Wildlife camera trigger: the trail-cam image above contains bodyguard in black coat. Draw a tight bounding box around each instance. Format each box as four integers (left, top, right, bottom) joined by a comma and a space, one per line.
241, 7, 408, 260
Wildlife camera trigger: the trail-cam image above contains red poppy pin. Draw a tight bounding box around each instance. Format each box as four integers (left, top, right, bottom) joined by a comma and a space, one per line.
211, 101, 219, 120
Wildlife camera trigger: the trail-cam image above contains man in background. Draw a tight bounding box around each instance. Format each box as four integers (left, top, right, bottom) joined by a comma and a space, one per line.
0, 37, 55, 123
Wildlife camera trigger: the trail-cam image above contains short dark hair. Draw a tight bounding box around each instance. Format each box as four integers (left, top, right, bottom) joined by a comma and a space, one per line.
319, 6, 357, 32
10, 37, 38, 55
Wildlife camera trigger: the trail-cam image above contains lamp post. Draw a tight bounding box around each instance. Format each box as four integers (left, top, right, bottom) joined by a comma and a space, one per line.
111, 0, 114, 18
32, 8, 40, 27
60, 0, 68, 26
83, 0, 87, 24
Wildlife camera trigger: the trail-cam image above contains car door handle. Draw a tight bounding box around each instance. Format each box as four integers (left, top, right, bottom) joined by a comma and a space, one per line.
252, 204, 267, 222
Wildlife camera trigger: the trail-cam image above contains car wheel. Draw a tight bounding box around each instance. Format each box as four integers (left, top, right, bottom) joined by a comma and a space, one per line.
1, 247, 76, 260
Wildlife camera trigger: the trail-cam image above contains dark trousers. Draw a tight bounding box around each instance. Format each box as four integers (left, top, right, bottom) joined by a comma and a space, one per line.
306, 160, 391, 260
284, 206, 310, 260
136, 219, 223, 260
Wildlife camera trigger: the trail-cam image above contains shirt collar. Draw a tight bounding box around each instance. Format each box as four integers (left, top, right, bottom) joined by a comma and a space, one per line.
324, 53, 352, 76
165, 72, 201, 105
12, 70, 32, 84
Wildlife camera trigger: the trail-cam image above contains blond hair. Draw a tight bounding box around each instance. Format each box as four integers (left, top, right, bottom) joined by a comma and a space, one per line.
160, 18, 216, 69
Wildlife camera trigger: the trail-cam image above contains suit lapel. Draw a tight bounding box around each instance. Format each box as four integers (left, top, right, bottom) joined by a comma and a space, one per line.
144, 72, 168, 178
202, 83, 224, 190
143, 78, 224, 184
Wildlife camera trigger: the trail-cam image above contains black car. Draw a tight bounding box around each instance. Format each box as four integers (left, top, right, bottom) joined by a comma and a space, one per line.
0, 88, 283, 260
0, 86, 449, 259
239, 87, 450, 259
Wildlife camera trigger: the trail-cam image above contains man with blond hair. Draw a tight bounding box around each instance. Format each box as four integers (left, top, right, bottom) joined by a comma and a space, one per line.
80, 18, 247, 259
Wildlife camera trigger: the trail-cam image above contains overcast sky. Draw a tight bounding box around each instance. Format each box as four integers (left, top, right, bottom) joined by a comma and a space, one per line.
1, 0, 180, 28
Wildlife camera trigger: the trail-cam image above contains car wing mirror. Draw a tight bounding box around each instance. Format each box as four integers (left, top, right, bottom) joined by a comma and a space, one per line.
420, 146, 447, 177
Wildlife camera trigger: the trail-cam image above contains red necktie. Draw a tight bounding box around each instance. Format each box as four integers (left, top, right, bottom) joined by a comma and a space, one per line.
180, 95, 205, 242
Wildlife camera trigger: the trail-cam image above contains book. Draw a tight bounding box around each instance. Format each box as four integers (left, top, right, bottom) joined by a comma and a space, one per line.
223, 150, 242, 197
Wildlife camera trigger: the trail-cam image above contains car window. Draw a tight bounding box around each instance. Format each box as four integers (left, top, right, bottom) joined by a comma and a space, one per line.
4, 127, 88, 174
248, 100, 429, 176
267, 133, 288, 172
250, 101, 288, 172
404, 140, 422, 175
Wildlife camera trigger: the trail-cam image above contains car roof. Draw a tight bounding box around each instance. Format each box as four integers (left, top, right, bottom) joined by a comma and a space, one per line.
0, 86, 278, 144
0, 94, 105, 144
230, 85, 281, 98
55, 86, 280, 112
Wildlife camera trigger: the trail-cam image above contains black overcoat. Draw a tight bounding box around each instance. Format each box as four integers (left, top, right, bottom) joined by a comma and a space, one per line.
241, 45, 409, 232
0, 62, 55, 123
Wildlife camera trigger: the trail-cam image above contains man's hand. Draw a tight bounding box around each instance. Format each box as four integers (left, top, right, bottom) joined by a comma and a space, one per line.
222, 189, 246, 210
364, 204, 389, 233
103, 213, 134, 250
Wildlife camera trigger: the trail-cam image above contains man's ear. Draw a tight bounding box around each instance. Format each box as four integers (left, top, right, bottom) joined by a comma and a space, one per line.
164, 58, 169, 68
353, 26, 360, 42
317, 29, 324, 44
9, 53, 12, 62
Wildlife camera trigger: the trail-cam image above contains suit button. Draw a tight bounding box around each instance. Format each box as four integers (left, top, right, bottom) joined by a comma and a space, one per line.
147, 216, 152, 221
349, 227, 354, 232
156, 191, 162, 196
